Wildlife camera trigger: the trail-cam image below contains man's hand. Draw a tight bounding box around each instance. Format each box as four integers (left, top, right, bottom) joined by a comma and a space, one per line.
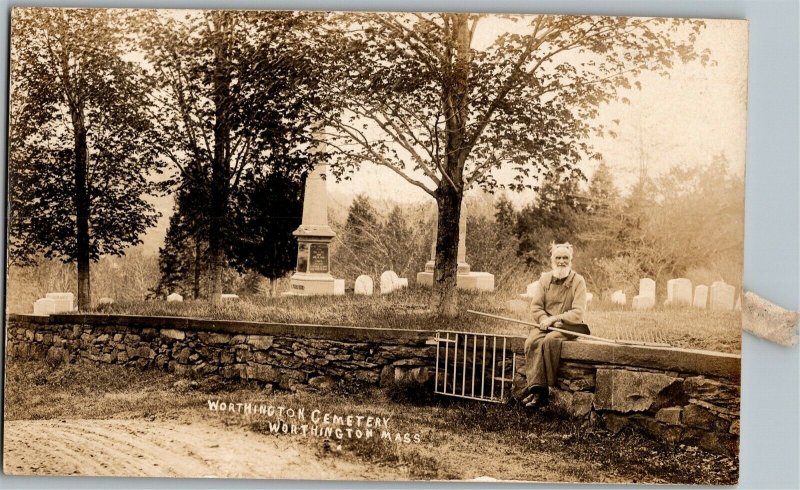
540, 316, 559, 329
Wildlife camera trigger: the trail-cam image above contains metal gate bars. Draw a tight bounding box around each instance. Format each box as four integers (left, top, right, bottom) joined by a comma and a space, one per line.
434, 331, 518, 403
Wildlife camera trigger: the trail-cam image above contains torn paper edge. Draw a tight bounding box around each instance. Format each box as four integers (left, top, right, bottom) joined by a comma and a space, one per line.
742, 291, 799, 347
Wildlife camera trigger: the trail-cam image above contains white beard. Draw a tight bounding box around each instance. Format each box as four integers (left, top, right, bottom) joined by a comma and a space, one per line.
552, 266, 571, 279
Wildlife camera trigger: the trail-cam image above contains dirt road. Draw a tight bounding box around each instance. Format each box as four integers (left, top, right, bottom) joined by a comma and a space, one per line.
4, 418, 402, 479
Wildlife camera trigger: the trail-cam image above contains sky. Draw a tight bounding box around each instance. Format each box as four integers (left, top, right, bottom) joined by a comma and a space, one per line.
327, 16, 748, 206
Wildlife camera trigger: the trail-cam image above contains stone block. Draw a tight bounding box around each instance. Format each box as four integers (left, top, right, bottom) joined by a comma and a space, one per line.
693, 285, 709, 308
594, 369, 680, 412
557, 364, 596, 391
611, 290, 626, 306
220, 293, 239, 301
309, 376, 336, 391
354, 275, 374, 295
174, 348, 192, 364
198, 332, 232, 345
380, 365, 394, 387
160, 329, 185, 340
655, 407, 683, 425
333, 279, 345, 296
166, 293, 183, 302
245, 363, 280, 382
600, 413, 630, 435
682, 403, 730, 432
683, 376, 739, 412
551, 389, 594, 418
46, 346, 67, 365
409, 367, 432, 385
246, 335, 274, 350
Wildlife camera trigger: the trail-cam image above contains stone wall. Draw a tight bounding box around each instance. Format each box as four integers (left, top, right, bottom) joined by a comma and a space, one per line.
5, 314, 740, 456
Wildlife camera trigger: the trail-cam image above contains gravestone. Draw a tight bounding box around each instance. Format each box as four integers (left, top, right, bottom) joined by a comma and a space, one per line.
381, 271, 399, 295
586, 292, 594, 305
285, 132, 341, 296
710, 281, 736, 311
354, 275, 374, 296
394, 277, 409, 290
693, 285, 709, 308
97, 297, 114, 306
611, 290, 627, 306
665, 279, 677, 305
673, 278, 693, 306
167, 293, 183, 302
665, 278, 692, 306
333, 279, 345, 296
220, 293, 240, 301
632, 295, 655, 310
45, 292, 74, 312
639, 278, 656, 299
33, 298, 57, 316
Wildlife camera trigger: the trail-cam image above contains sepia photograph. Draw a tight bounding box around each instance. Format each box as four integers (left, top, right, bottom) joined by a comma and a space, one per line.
3, 8, 746, 484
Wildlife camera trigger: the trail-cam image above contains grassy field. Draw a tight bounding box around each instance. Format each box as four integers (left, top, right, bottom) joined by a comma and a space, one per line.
3, 359, 738, 483
86, 286, 740, 353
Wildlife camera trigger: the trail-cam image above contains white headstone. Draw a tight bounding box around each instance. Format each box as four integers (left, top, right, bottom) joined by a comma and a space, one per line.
639, 278, 656, 299
395, 278, 408, 289
333, 279, 345, 296
45, 292, 74, 312
220, 293, 240, 301
709, 281, 736, 311
693, 285, 709, 308
673, 278, 693, 306
611, 290, 627, 306
632, 295, 655, 310
380, 271, 398, 295
354, 275, 374, 296
586, 292, 594, 304
665, 279, 677, 305
167, 293, 183, 302
33, 298, 57, 316
97, 297, 114, 306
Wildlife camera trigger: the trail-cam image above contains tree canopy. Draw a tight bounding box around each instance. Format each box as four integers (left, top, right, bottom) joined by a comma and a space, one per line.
9, 8, 165, 308
318, 13, 710, 315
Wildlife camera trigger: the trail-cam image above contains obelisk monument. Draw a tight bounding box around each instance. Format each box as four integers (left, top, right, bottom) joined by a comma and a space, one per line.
287, 132, 337, 295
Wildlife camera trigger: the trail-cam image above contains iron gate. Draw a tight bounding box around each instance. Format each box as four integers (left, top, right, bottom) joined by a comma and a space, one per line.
434, 331, 518, 403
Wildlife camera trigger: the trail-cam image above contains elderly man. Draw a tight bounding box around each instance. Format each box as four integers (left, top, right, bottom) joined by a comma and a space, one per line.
517, 242, 587, 409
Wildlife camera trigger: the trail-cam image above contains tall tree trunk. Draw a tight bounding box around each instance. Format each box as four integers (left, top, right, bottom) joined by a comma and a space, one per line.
72, 110, 91, 310
432, 186, 462, 317
432, 14, 471, 318
209, 13, 232, 304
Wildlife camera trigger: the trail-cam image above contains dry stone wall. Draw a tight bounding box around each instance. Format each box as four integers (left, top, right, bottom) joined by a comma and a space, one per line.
6, 314, 739, 456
